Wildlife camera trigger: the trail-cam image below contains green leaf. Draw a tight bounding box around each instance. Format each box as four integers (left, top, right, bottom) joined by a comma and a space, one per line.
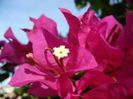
14, 85, 30, 95
75, 0, 88, 9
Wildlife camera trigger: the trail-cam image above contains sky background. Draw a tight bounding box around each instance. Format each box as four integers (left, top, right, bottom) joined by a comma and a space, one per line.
0, 0, 89, 86
0, 0, 88, 44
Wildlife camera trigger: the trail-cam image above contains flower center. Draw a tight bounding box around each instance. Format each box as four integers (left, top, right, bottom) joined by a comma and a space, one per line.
53, 45, 70, 59
45, 45, 69, 72
26, 45, 70, 74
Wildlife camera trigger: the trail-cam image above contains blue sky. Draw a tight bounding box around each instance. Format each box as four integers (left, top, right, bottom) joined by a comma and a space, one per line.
0, 0, 89, 86
0, 0, 88, 44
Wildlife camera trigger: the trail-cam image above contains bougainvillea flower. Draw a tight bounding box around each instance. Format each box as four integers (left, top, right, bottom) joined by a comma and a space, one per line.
0, 28, 31, 64
8, 7, 133, 98
60, 8, 124, 72
9, 18, 97, 98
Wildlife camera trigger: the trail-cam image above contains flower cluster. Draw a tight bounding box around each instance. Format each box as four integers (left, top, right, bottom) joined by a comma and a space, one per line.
0, 7, 133, 99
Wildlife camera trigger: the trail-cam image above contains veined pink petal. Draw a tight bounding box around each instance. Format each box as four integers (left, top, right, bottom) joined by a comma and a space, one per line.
25, 29, 49, 67
111, 62, 133, 97
99, 15, 123, 40
57, 75, 74, 98
81, 8, 99, 27
82, 83, 127, 99
125, 10, 133, 48
1, 43, 25, 64
78, 8, 99, 47
42, 29, 67, 48
4, 27, 18, 41
86, 30, 124, 67
30, 15, 58, 35
60, 8, 80, 45
28, 82, 57, 97
65, 46, 97, 73
77, 70, 114, 94
0, 28, 31, 64
9, 64, 47, 87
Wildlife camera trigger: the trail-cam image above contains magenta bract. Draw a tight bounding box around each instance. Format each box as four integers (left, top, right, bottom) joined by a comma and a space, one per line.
7, 7, 133, 98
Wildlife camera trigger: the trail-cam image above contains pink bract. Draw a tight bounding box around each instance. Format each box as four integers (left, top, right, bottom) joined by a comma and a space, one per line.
9, 12, 97, 98
8, 7, 133, 98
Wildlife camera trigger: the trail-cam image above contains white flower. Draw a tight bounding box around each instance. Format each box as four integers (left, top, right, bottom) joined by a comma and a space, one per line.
53, 45, 69, 59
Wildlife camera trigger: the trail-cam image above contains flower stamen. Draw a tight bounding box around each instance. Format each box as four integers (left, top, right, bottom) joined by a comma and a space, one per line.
53, 45, 70, 59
